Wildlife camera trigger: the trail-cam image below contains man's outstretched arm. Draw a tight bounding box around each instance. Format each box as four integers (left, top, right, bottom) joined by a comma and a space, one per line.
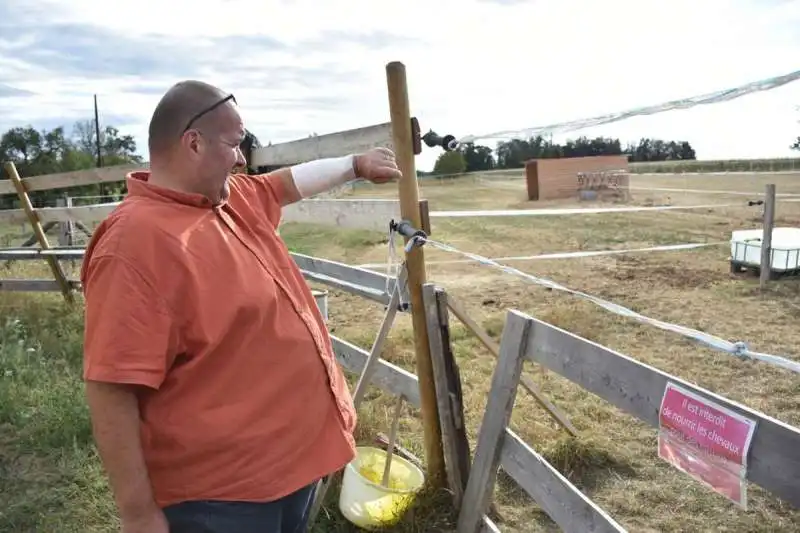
270, 148, 402, 207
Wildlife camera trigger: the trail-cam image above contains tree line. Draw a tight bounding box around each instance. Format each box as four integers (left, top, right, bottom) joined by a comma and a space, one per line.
0, 122, 143, 209
431, 135, 698, 175
434, 128, 800, 175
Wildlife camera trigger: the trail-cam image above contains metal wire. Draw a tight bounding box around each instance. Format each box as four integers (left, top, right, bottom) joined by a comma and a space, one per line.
457, 69, 800, 143
387, 227, 800, 374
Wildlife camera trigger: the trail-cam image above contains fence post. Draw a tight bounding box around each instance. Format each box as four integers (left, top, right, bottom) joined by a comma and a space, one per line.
759, 183, 776, 290
422, 284, 472, 510
385, 60, 446, 484
458, 311, 532, 533
57, 195, 74, 247
4, 161, 74, 303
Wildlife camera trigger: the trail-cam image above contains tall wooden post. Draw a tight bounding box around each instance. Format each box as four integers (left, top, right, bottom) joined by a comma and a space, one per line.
385, 61, 446, 485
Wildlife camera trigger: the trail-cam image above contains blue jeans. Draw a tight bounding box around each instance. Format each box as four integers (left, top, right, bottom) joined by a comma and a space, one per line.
163, 481, 319, 533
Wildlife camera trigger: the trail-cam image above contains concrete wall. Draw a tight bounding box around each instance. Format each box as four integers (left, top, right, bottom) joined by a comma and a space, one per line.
525, 155, 630, 201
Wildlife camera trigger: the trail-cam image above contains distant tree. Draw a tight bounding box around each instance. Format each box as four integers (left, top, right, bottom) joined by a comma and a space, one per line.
432, 150, 467, 175
0, 122, 143, 209
792, 137, 800, 151
492, 135, 697, 168
71, 120, 143, 166
495, 138, 533, 168
457, 142, 495, 172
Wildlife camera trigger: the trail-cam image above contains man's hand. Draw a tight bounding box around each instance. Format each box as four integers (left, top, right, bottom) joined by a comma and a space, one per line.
121, 508, 170, 533
354, 148, 403, 183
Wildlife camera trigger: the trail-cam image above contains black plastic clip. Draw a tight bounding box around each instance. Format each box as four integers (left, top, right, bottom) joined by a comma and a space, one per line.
390, 219, 427, 249
421, 129, 458, 151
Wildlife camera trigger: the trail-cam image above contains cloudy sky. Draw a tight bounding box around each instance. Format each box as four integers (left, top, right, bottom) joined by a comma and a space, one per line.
0, 0, 798, 171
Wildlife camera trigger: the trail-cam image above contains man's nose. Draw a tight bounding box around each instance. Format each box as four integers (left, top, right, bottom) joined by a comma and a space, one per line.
236, 147, 247, 168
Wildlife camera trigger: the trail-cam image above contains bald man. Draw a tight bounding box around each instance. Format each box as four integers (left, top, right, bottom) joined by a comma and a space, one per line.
80, 81, 402, 533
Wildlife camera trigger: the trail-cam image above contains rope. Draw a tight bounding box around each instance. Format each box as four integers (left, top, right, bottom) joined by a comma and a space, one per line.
385, 229, 408, 309
388, 229, 800, 374
457, 69, 800, 143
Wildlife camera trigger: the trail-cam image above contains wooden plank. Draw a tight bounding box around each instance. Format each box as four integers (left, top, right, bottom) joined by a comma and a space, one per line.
290, 252, 406, 306
7, 197, 400, 234
0, 247, 399, 297
350, 276, 403, 408
0, 203, 118, 225
423, 284, 472, 509
331, 335, 420, 408
281, 198, 401, 232
0, 207, 29, 225
501, 428, 627, 532
0, 246, 405, 308
0, 279, 81, 291
251, 122, 393, 167
0, 247, 396, 297
0, 164, 138, 196
5, 162, 74, 303
760, 183, 776, 289
299, 270, 390, 305
56, 197, 74, 247
445, 293, 578, 437
458, 310, 532, 533
521, 314, 800, 508
37, 203, 118, 224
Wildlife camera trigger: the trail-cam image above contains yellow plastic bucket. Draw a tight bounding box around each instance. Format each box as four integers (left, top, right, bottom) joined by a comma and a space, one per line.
338, 446, 425, 530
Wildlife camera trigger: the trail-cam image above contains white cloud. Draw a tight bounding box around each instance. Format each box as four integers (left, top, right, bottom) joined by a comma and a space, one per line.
0, 0, 798, 171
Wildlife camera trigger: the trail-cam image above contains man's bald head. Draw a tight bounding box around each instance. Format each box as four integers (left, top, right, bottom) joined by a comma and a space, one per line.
147, 80, 236, 156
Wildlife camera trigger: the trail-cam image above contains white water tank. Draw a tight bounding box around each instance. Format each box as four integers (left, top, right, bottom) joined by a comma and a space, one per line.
730, 227, 800, 272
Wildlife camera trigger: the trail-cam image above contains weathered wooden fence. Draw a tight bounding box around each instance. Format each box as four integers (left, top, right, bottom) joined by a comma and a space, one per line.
456, 308, 800, 533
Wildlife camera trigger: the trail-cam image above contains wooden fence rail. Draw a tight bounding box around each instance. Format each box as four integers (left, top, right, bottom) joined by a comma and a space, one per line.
0, 247, 409, 306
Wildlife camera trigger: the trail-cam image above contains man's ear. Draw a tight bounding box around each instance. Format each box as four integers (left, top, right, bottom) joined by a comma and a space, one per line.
180, 130, 203, 157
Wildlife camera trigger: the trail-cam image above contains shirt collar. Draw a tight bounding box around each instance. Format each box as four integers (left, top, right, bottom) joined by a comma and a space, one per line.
125, 170, 226, 208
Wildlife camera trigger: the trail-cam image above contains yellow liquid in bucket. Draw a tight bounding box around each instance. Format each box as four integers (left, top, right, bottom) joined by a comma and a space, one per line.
358, 458, 408, 491
339, 447, 424, 529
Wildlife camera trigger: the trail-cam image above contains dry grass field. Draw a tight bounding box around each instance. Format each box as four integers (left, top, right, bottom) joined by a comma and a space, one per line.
1, 171, 800, 532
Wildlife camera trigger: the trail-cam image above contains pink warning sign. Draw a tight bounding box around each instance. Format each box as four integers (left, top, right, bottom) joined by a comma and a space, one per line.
658, 382, 757, 508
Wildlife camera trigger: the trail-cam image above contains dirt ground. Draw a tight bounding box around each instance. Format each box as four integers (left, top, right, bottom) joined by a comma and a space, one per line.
290, 171, 800, 532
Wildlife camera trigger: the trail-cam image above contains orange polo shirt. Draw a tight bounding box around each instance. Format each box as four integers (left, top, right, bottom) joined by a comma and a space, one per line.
80, 170, 357, 508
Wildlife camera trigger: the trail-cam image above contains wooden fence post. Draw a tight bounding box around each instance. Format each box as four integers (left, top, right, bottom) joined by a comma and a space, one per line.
422, 284, 472, 509
385, 60, 446, 484
4, 161, 74, 303
57, 195, 74, 247
759, 183, 776, 290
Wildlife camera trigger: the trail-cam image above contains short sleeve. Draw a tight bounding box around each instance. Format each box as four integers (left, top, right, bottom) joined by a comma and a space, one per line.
232, 172, 286, 228
82, 254, 181, 390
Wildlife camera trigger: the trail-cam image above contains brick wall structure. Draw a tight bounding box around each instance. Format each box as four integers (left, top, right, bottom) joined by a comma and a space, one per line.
525, 155, 630, 201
